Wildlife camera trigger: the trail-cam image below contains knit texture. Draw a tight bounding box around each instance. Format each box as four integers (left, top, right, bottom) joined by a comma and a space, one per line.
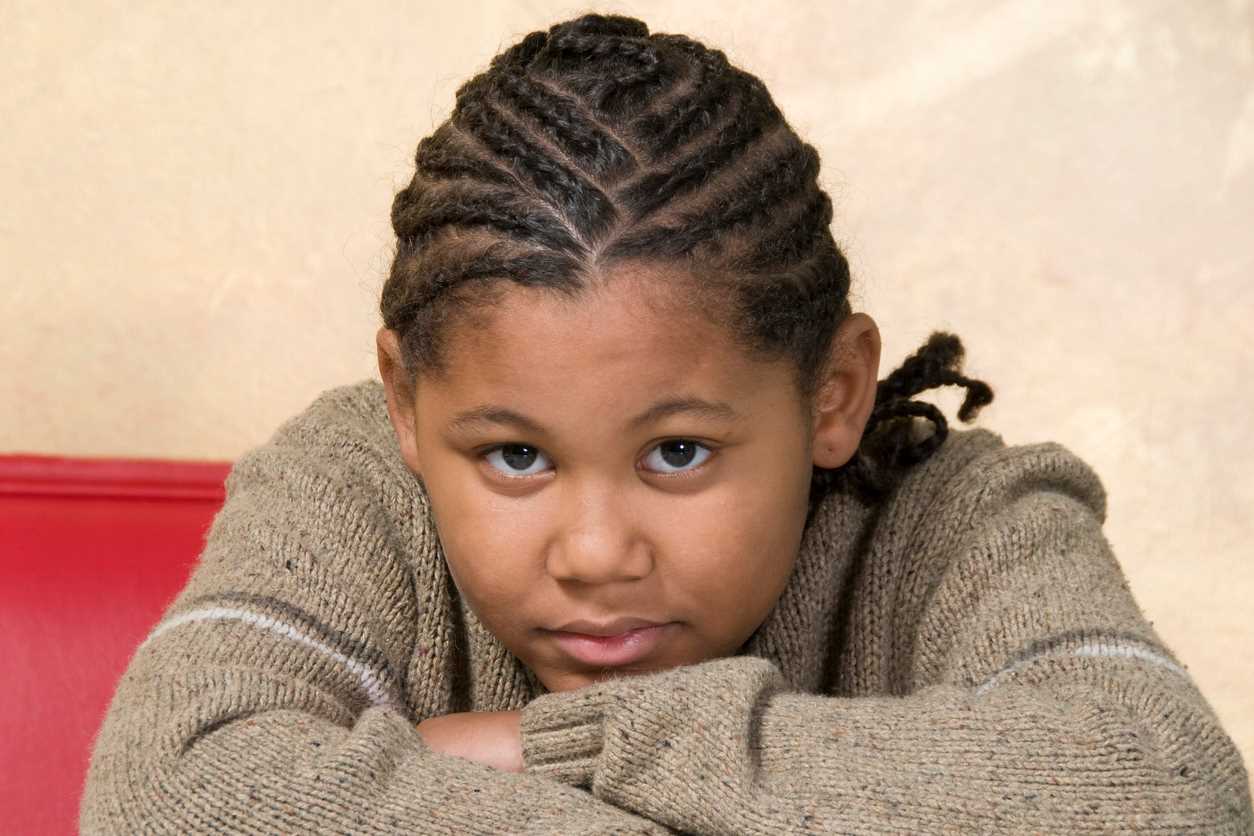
80, 380, 1254, 834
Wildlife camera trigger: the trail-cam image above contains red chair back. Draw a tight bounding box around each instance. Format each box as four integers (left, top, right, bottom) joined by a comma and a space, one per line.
0, 455, 230, 835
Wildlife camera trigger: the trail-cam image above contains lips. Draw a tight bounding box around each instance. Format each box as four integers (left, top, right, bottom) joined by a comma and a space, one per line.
553, 616, 666, 637
548, 622, 675, 667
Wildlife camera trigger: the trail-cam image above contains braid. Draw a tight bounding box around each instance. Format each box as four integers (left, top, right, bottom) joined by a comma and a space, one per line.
618, 73, 782, 222
488, 30, 549, 71
413, 124, 516, 188
556, 13, 649, 39
807, 332, 995, 524
487, 71, 637, 181
876, 332, 994, 422
532, 22, 677, 118
452, 78, 618, 242
742, 184, 832, 272
390, 183, 584, 256
603, 142, 819, 260
631, 38, 735, 158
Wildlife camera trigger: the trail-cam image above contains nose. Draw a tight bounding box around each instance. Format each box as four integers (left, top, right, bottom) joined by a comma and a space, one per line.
545, 485, 653, 584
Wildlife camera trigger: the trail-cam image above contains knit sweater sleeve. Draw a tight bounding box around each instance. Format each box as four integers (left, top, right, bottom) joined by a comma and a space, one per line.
79, 383, 673, 835
517, 438, 1254, 834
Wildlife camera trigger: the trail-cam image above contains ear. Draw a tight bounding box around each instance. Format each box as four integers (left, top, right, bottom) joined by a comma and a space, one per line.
810, 313, 881, 469
376, 327, 424, 478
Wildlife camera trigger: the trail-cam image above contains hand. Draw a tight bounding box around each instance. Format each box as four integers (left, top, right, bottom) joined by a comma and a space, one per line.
416, 710, 523, 773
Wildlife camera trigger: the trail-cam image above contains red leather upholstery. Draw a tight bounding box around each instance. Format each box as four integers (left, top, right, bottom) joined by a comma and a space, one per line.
0, 455, 230, 835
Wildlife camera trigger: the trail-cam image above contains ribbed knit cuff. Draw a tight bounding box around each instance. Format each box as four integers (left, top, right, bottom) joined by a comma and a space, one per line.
518, 687, 611, 788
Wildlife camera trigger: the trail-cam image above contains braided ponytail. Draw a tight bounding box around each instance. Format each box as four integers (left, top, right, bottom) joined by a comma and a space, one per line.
807, 332, 995, 523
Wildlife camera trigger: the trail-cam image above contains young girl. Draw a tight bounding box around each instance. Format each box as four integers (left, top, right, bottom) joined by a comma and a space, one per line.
81, 12, 1252, 834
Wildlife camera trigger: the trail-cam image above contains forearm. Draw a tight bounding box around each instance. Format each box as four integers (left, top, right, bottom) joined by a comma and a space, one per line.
519, 654, 1253, 835
82, 655, 674, 835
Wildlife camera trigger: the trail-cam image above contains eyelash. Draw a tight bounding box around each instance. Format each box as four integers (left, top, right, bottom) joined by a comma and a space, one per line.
479, 440, 715, 480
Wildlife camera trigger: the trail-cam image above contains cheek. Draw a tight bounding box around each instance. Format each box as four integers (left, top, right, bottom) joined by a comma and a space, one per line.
440, 526, 535, 611
424, 481, 539, 615
670, 487, 801, 622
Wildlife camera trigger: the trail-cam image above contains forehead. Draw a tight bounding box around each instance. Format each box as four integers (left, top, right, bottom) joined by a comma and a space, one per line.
425, 265, 791, 413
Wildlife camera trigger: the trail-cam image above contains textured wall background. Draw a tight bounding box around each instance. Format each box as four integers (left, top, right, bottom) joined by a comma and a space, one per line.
3, 0, 1251, 784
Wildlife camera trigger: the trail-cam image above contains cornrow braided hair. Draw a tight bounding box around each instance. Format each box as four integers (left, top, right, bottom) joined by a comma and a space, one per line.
380, 12, 995, 526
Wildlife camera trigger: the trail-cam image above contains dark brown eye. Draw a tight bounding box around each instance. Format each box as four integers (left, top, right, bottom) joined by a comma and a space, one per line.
660, 441, 696, 467
485, 444, 550, 477
501, 444, 537, 470
643, 440, 712, 474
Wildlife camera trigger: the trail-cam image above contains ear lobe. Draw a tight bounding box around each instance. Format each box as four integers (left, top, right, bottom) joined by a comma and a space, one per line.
810, 313, 881, 470
376, 328, 424, 477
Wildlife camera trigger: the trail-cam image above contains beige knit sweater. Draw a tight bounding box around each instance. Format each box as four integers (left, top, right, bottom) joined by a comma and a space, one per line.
80, 380, 1253, 834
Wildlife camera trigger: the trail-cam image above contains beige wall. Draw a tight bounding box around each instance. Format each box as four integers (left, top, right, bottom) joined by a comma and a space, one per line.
4, 0, 1252, 785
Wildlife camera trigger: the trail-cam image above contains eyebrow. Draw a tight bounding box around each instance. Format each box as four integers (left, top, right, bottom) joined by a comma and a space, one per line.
445, 396, 744, 436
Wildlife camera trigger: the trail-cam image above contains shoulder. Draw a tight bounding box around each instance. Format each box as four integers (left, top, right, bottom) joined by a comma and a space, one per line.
225, 379, 422, 519
263, 378, 395, 453
885, 419, 1110, 537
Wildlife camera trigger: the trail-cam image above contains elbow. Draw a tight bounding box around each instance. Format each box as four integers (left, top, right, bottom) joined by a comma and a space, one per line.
80, 729, 170, 834
80, 695, 245, 832
1074, 676, 1254, 832
1160, 723, 1254, 831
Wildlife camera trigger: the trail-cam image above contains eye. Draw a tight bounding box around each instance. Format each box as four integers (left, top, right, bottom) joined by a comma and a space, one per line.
641, 439, 713, 475
483, 444, 552, 478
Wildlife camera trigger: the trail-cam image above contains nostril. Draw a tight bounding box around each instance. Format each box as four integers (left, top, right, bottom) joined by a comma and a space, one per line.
545, 541, 654, 584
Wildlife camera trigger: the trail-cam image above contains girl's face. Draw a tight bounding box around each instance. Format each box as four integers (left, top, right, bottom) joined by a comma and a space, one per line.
380, 265, 878, 693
